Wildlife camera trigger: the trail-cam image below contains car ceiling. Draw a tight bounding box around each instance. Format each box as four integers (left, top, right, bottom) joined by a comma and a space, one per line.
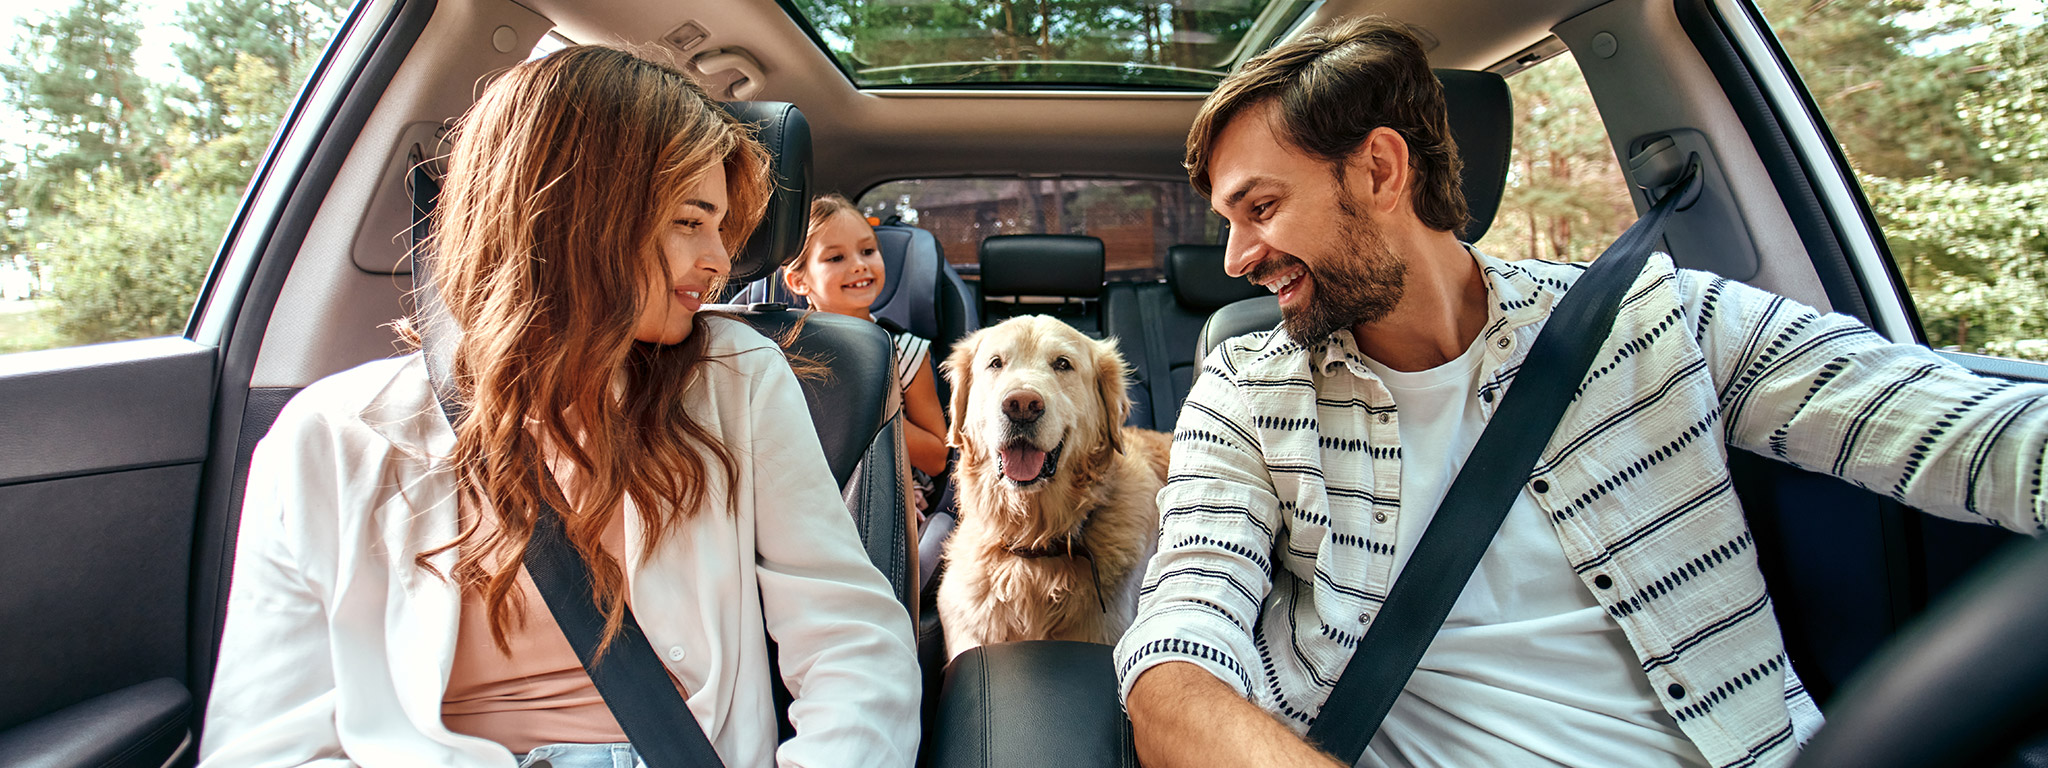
522, 0, 1610, 196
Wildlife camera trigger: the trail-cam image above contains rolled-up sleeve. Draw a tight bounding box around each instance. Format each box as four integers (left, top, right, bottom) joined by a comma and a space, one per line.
1113, 348, 1280, 705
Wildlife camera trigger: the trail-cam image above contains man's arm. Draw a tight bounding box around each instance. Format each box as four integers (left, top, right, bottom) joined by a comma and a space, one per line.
1128, 662, 1343, 768
1113, 345, 1303, 763
1693, 272, 2047, 531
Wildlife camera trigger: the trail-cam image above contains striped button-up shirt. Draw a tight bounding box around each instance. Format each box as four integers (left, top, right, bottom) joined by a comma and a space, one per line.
1113, 250, 2047, 768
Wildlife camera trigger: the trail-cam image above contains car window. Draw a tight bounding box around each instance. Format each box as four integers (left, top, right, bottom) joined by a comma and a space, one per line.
1477, 49, 1638, 263
0, 0, 348, 356
1752, 0, 2048, 362
858, 177, 1223, 281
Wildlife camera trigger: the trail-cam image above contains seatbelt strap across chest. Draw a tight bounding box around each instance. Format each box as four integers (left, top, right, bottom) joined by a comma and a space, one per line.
1304, 163, 1701, 765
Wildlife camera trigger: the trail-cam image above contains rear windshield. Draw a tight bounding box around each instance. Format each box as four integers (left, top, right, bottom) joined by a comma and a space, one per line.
858, 177, 1224, 282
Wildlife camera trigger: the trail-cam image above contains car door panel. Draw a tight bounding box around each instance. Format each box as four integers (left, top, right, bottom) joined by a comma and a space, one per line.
0, 340, 215, 763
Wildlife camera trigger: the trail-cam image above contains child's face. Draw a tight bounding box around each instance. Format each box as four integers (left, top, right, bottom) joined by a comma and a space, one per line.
789, 210, 885, 317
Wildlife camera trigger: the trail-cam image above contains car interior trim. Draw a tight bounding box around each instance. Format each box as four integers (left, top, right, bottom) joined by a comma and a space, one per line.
1697, 0, 1914, 342
187, 0, 442, 714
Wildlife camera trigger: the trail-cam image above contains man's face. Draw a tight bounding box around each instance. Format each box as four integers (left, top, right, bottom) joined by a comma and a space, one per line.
1207, 102, 1406, 345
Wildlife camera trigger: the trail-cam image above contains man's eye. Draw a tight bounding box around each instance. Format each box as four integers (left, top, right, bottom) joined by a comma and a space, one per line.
987, 356, 1004, 370
1053, 356, 1073, 371
1251, 202, 1274, 218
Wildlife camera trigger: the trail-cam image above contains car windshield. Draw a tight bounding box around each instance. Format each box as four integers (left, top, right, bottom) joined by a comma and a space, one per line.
783, 0, 1315, 89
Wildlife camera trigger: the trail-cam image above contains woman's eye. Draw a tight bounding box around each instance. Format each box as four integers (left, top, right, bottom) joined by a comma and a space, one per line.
1053, 356, 1073, 371
987, 356, 1004, 370
674, 219, 703, 231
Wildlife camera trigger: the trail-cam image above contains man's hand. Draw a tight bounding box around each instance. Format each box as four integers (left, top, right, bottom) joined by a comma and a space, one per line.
1127, 662, 1346, 768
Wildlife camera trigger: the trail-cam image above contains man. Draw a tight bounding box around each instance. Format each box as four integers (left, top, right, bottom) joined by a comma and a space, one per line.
1112, 16, 2046, 768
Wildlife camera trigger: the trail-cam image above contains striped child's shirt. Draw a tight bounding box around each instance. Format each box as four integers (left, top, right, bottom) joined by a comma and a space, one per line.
1113, 250, 2047, 768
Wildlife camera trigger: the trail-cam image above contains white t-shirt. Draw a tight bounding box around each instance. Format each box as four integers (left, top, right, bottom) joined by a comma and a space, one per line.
1355, 336, 1710, 768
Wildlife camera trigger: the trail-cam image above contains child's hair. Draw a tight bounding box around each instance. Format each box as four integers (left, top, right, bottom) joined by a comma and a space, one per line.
789, 193, 864, 277
415, 44, 770, 654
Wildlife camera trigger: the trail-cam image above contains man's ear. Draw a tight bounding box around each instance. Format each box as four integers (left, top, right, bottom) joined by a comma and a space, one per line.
1094, 337, 1131, 455
1349, 126, 1412, 215
941, 332, 980, 449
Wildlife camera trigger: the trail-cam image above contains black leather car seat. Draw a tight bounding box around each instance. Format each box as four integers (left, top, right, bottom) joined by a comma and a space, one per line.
705, 102, 918, 616
1103, 244, 1265, 432
978, 234, 1107, 337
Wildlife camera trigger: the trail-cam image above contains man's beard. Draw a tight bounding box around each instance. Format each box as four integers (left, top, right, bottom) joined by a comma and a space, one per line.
1249, 202, 1406, 345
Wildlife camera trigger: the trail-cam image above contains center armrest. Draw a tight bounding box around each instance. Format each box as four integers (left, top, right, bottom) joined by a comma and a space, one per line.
931, 640, 1137, 768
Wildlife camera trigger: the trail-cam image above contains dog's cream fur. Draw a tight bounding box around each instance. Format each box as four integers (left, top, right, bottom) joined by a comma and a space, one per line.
936, 316, 1172, 660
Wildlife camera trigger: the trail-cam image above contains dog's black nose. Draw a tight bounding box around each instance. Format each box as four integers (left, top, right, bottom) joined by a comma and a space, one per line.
1002, 390, 1044, 424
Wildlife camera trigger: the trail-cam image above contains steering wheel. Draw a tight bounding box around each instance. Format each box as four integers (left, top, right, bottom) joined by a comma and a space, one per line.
1792, 534, 2048, 768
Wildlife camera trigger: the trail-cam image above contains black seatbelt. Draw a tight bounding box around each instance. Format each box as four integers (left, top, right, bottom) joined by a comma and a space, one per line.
1304, 162, 1702, 765
523, 497, 728, 768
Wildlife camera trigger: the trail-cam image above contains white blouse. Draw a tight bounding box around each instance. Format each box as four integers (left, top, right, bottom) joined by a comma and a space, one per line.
199, 318, 921, 768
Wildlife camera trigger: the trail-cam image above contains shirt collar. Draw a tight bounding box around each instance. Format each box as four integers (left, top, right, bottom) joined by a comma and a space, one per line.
1307, 245, 1563, 378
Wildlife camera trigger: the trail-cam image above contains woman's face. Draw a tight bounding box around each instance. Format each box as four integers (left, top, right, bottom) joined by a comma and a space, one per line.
634, 163, 732, 345
789, 210, 884, 318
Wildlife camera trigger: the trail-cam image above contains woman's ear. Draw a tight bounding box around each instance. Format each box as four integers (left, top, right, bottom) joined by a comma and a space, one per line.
1094, 337, 1131, 455
942, 333, 979, 450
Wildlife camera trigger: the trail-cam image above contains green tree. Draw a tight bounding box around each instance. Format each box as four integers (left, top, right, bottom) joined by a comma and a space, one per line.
37, 170, 237, 343
0, 0, 165, 192
172, 0, 348, 141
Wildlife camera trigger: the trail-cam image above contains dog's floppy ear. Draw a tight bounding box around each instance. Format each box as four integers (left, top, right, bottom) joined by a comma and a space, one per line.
942, 331, 981, 449
1094, 336, 1132, 455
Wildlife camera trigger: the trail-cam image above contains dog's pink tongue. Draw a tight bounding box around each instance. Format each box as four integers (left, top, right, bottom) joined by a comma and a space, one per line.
1002, 445, 1046, 483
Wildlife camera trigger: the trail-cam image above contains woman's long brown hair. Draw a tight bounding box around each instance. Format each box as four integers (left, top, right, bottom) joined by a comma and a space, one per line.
415, 45, 771, 653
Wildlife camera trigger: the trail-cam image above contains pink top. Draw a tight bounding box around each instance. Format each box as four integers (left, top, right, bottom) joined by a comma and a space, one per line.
441, 509, 678, 754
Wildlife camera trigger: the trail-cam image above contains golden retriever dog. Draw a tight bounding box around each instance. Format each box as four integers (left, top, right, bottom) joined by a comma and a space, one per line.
936, 315, 1172, 660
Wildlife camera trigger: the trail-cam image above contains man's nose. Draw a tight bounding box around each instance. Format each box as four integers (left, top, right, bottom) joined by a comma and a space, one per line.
1223, 226, 1260, 278
1002, 390, 1044, 424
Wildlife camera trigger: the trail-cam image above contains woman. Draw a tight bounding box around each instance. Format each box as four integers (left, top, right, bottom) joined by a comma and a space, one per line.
782, 195, 948, 511
199, 46, 920, 767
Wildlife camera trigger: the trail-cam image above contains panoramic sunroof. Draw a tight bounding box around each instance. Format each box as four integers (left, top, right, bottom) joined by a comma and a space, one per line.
784, 0, 1317, 89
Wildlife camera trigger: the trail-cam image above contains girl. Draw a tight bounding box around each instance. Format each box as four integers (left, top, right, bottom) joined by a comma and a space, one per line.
199, 47, 920, 767
783, 195, 949, 504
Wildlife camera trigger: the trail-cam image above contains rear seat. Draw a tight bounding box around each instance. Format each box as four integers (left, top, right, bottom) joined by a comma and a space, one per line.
1104, 244, 1263, 432
978, 235, 1105, 338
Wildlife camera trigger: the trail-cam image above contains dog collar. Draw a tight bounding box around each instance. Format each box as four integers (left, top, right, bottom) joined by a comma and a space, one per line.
1005, 530, 1108, 613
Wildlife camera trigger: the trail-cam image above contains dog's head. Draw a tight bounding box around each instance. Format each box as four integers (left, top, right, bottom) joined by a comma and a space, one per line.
943, 316, 1132, 491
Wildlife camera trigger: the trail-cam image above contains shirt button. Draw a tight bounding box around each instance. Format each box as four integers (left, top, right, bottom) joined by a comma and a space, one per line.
1480, 390, 1495, 404
1374, 511, 1388, 524
1496, 337, 1511, 349
1667, 683, 1686, 699
1359, 612, 1373, 626
1593, 574, 1614, 589
1377, 413, 1391, 424
667, 645, 686, 662
1531, 479, 1550, 494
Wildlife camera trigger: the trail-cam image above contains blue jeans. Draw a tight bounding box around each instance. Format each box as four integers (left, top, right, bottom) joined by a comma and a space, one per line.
513, 742, 643, 768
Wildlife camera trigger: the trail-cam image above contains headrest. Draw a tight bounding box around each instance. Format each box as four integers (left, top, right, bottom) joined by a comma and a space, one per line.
720, 101, 812, 285
1166, 244, 1264, 311
1434, 69, 1512, 243
979, 235, 1104, 298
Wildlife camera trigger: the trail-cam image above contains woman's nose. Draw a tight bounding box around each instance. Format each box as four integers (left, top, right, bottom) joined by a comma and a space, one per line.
697, 240, 731, 277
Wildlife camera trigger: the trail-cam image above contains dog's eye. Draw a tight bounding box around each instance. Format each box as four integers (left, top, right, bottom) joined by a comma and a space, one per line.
1053, 356, 1073, 371
987, 356, 1004, 370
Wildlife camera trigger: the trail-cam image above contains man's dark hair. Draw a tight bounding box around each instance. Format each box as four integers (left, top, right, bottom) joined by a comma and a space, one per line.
1186, 16, 1469, 234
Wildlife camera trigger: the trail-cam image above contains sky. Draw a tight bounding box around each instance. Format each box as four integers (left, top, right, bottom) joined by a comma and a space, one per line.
1, 0, 191, 160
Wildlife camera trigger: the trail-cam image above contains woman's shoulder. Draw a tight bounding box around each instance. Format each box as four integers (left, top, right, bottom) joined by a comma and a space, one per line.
701, 314, 782, 360
268, 353, 432, 447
